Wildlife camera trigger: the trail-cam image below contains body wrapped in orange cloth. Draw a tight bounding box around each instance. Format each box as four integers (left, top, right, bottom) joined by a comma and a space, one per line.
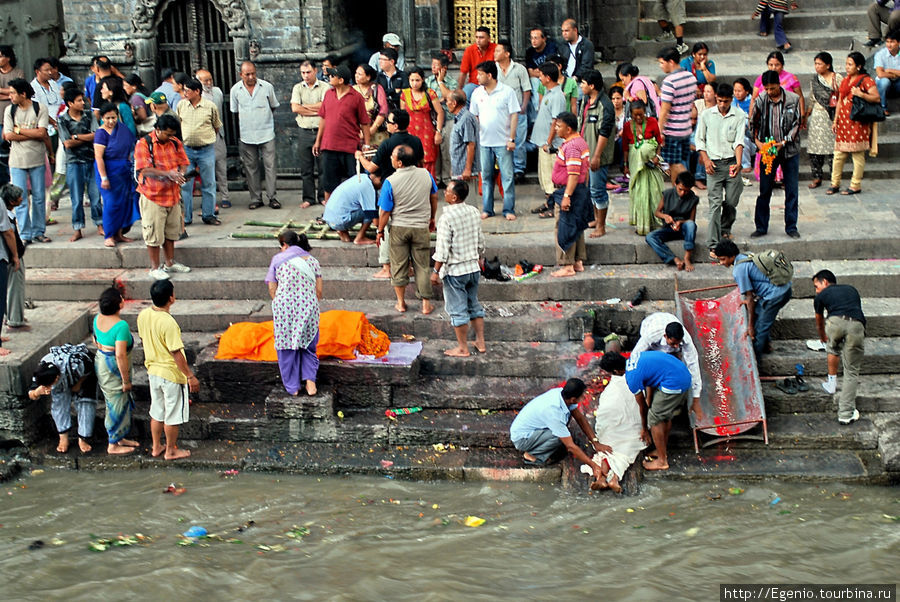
215, 310, 389, 361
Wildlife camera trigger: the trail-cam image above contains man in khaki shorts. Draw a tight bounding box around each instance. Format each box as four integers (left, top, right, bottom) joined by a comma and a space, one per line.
134, 114, 191, 280
654, 0, 689, 55
137, 279, 199, 460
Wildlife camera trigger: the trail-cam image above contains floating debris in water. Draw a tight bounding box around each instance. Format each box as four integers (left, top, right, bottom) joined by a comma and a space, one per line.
89, 533, 150, 552
464, 516, 486, 527
285, 525, 310, 540
164, 483, 187, 496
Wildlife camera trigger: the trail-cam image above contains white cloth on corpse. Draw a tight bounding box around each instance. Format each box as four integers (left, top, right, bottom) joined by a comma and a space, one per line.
632, 311, 702, 399
579, 374, 647, 480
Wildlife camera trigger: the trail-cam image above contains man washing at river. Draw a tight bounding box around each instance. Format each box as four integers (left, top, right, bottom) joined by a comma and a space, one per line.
509, 378, 610, 482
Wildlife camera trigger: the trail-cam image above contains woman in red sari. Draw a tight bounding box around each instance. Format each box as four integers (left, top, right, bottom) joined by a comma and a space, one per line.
827, 52, 880, 196
400, 67, 444, 176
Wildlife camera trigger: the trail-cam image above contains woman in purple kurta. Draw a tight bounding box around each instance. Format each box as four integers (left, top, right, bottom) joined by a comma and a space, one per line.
265, 231, 323, 396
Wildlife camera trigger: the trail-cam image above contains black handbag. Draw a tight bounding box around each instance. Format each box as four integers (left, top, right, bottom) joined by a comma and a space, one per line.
850, 96, 885, 123
849, 76, 885, 123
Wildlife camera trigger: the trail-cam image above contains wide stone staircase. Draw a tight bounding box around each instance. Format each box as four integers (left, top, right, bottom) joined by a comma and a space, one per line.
627, 0, 900, 180
22, 220, 900, 486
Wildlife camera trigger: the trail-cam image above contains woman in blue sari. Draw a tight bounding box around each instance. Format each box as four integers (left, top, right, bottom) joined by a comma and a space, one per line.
93, 287, 138, 455
94, 102, 139, 247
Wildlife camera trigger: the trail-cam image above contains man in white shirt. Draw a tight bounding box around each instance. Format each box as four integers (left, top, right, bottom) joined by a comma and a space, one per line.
230, 61, 280, 210
631, 312, 702, 409
558, 19, 596, 82
470, 61, 520, 221
494, 40, 531, 181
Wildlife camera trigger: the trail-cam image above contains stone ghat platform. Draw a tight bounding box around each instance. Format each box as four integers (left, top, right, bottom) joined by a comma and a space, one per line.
4, 179, 900, 489
5, 300, 899, 487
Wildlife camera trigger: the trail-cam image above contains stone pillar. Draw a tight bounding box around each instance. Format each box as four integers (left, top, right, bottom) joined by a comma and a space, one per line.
133, 35, 158, 87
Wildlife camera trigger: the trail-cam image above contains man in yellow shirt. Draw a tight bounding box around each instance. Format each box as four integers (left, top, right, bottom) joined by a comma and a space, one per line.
137, 279, 200, 460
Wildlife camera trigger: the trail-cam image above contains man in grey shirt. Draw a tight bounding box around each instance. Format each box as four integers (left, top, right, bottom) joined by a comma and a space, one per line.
230, 61, 280, 210
529, 63, 566, 214
447, 90, 479, 180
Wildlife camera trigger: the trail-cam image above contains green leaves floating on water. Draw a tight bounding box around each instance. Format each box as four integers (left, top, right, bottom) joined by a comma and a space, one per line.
88, 533, 150, 552
292, 527, 311, 537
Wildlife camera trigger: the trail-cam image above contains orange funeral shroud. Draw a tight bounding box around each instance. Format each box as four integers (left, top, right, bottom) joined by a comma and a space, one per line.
215, 310, 390, 362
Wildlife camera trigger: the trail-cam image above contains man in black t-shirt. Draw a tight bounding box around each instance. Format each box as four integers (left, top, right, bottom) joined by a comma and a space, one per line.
646, 171, 699, 271
812, 269, 866, 425
355, 110, 423, 180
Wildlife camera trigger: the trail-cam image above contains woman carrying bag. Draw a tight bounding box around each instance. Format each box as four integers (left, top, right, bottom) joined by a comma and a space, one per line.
827, 52, 881, 196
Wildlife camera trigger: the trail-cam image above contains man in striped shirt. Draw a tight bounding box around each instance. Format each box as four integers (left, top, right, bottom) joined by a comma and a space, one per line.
657, 47, 697, 186
549, 112, 591, 278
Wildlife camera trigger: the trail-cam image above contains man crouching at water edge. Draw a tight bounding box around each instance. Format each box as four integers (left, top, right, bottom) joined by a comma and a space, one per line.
136, 279, 199, 460
610, 350, 692, 472
509, 378, 611, 480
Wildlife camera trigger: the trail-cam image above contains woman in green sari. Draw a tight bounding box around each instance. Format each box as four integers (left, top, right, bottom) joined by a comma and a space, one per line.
93, 287, 139, 455
622, 101, 665, 235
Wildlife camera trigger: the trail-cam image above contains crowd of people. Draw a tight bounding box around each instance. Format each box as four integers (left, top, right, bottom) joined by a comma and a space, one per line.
0, 13, 883, 466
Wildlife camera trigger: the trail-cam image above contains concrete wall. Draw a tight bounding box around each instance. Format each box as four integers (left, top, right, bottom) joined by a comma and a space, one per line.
593, 0, 638, 62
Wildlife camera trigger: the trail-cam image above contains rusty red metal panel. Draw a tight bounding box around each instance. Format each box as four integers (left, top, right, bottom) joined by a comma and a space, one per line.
676, 285, 767, 447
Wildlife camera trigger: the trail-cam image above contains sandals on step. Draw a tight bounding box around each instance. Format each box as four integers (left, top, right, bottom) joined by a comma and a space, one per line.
775, 378, 798, 395
825, 186, 840, 195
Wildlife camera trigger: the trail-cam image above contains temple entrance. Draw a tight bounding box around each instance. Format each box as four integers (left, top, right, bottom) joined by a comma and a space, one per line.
345, 0, 388, 66
452, 0, 498, 48
158, 0, 238, 147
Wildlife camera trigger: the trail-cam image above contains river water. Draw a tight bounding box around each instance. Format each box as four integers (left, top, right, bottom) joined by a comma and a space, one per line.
1, 470, 897, 600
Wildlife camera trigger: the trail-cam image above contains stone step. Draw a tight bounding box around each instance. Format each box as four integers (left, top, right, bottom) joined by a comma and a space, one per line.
634, 30, 862, 55
113, 296, 900, 340
387, 375, 562, 411
643, 0, 870, 18
333, 407, 517, 448
23, 228, 899, 272
118, 298, 593, 342
638, 10, 867, 38
34, 440, 562, 483
26, 259, 888, 303
759, 337, 900, 376
669, 412, 880, 451
761, 375, 900, 415
417, 340, 585, 379
642, 448, 869, 481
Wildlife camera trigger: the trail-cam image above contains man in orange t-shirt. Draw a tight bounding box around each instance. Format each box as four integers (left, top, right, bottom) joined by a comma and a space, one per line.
458, 26, 497, 99
134, 114, 191, 280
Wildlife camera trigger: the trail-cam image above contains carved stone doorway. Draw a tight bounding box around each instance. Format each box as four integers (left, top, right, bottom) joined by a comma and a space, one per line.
158, 0, 238, 146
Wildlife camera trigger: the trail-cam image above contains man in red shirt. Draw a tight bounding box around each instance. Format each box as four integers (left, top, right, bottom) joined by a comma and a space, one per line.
549, 112, 591, 278
313, 65, 371, 202
134, 114, 191, 280
458, 27, 497, 99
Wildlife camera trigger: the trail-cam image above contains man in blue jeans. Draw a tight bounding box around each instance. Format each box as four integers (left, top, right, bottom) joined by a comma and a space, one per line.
874, 30, 900, 115
714, 240, 793, 357
469, 61, 520, 220
647, 171, 698, 271
749, 69, 801, 239
2, 78, 49, 243
176, 78, 222, 225
57, 87, 102, 241
578, 69, 615, 238
430, 179, 486, 357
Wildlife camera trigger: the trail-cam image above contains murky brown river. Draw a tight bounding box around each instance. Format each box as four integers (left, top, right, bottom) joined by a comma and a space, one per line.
1, 469, 897, 600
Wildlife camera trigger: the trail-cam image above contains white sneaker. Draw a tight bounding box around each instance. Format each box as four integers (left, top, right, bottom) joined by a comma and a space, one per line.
164, 262, 191, 273
742, 176, 752, 187
838, 409, 860, 425
676, 42, 689, 55
655, 30, 675, 42
821, 380, 837, 395
149, 267, 170, 280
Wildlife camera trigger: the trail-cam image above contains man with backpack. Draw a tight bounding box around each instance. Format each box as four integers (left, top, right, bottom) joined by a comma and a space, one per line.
134, 115, 191, 280
713, 240, 793, 357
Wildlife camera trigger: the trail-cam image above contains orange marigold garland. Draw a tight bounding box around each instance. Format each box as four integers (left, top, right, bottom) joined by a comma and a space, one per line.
760, 137, 778, 175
